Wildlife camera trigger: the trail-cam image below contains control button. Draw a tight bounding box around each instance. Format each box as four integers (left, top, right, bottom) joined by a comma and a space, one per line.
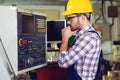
19, 38, 25, 45
27, 57, 34, 65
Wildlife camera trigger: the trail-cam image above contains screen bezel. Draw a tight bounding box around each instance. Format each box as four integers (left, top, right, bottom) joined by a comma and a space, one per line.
46, 20, 66, 49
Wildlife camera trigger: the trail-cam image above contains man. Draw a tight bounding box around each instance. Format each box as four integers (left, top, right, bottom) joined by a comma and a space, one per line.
58, 0, 101, 80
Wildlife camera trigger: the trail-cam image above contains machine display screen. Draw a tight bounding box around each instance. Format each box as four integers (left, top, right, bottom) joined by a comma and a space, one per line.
22, 15, 34, 34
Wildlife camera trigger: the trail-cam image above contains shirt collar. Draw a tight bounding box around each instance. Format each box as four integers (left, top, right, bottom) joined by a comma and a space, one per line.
76, 24, 93, 37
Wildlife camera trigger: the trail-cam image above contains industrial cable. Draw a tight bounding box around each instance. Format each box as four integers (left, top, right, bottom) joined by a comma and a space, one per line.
92, 0, 102, 24
101, 0, 115, 27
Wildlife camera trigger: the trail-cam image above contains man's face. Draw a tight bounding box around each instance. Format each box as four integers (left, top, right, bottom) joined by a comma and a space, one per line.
66, 14, 81, 31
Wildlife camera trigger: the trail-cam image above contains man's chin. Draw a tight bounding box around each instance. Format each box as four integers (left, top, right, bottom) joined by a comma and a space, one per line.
71, 28, 77, 31
70, 28, 75, 31
71, 28, 80, 32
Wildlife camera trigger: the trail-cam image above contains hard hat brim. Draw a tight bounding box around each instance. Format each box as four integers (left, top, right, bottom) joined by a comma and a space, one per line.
62, 11, 71, 16
62, 10, 93, 16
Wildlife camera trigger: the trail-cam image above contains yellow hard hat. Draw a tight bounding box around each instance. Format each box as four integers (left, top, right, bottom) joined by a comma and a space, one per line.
63, 0, 93, 16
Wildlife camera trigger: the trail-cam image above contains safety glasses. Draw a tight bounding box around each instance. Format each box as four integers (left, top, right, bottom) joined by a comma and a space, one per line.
65, 14, 81, 21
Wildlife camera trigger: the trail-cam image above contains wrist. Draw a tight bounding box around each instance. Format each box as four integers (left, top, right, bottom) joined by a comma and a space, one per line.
62, 38, 69, 43
59, 40, 68, 52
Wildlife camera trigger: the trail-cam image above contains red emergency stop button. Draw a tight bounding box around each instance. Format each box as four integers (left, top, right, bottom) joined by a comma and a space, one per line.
19, 38, 25, 45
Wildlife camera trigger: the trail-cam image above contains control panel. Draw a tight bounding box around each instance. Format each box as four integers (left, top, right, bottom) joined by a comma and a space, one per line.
18, 34, 46, 70
0, 6, 47, 75
17, 12, 47, 72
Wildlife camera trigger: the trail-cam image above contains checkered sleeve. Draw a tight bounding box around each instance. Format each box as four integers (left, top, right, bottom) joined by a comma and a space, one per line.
58, 33, 94, 68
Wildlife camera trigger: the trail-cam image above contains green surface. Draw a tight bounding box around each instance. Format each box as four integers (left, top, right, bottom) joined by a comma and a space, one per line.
68, 35, 76, 48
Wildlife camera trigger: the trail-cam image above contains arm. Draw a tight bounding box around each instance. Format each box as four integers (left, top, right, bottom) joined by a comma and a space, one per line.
58, 33, 94, 68
59, 26, 75, 52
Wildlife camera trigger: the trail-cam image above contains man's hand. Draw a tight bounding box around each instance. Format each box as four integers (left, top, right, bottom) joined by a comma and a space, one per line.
61, 26, 76, 42
59, 26, 77, 52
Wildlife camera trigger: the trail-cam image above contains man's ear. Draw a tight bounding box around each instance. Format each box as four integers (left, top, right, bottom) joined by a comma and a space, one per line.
79, 14, 86, 23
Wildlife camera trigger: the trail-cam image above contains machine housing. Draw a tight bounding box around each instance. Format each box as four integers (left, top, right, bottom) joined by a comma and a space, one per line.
0, 6, 47, 75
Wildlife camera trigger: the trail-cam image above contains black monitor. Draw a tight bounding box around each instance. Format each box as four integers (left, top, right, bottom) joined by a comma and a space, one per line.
47, 20, 66, 49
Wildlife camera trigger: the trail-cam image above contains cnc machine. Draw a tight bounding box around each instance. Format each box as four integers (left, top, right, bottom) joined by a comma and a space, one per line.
0, 6, 47, 80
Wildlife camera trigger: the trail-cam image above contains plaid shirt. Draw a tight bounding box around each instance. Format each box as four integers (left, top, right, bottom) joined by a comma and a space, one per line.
58, 24, 101, 80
